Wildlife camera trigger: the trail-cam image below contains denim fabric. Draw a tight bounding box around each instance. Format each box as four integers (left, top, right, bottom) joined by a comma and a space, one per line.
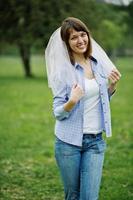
55, 133, 106, 200
53, 56, 114, 146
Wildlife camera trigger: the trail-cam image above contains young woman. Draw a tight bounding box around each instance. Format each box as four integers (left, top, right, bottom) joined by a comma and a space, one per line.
45, 17, 121, 200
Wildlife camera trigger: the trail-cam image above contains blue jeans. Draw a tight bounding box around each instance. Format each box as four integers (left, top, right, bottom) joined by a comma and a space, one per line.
55, 133, 107, 200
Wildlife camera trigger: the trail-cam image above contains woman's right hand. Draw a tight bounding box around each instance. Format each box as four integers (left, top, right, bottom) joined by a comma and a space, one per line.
69, 84, 84, 104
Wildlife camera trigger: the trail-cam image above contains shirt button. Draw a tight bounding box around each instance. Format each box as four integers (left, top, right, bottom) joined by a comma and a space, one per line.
101, 93, 103, 95
105, 121, 108, 123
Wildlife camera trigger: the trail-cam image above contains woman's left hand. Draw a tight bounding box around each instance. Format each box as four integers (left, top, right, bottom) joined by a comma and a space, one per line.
109, 69, 121, 84
108, 69, 121, 94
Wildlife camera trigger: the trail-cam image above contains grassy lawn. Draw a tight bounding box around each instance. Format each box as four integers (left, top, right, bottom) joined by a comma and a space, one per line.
0, 55, 132, 200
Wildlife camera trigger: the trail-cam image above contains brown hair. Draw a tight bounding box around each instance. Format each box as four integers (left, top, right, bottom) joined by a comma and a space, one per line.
61, 17, 92, 65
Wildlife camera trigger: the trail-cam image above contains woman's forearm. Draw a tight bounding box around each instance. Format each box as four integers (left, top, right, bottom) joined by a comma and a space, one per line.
63, 99, 77, 112
108, 83, 117, 95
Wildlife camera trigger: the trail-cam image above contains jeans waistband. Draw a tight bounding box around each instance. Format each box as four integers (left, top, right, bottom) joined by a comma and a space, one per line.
83, 132, 102, 139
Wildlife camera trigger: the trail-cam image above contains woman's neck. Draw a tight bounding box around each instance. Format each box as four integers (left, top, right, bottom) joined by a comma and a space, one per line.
73, 53, 87, 65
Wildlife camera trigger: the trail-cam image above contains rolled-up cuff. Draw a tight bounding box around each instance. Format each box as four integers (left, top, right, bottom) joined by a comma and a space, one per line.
108, 89, 116, 101
54, 105, 70, 120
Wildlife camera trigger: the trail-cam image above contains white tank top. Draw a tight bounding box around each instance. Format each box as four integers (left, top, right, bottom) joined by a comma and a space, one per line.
83, 78, 103, 134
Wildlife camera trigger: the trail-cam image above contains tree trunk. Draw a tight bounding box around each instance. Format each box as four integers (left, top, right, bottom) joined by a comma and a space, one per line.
18, 43, 32, 77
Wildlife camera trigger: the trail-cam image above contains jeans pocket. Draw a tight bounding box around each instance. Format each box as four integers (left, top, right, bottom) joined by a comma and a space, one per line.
97, 139, 107, 153
91, 139, 107, 154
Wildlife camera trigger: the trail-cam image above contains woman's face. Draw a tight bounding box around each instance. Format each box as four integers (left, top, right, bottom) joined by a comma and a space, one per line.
68, 29, 89, 56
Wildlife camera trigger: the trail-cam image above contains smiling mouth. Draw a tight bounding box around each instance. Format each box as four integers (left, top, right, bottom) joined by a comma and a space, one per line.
77, 45, 86, 49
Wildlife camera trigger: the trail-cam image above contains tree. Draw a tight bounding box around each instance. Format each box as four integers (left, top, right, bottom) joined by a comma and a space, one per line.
0, 0, 43, 77
110, 1, 133, 55
122, 2, 133, 49
0, 0, 68, 77
0, 0, 85, 77
0, 0, 130, 77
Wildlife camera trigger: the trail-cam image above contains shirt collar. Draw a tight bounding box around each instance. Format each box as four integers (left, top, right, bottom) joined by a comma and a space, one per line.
74, 55, 98, 69
89, 55, 98, 63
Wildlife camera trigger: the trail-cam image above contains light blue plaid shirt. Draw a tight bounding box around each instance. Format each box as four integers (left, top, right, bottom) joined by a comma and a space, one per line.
53, 56, 114, 146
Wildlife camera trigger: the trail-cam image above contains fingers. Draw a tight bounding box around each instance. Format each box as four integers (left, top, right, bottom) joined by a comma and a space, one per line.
72, 83, 78, 88
112, 68, 121, 77
111, 71, 120, 80
109, 69, 121, 84
72, 83, 84, 95
72, 83, 83, 90
70, 83, 84, 103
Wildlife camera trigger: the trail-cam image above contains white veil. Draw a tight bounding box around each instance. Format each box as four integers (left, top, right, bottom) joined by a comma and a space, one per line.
91, 38, 117, 76
45, 27, 77, 95
45, 27, 119, 95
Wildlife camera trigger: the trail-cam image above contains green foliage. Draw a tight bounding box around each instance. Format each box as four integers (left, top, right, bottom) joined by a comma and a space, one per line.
0, 0, 130, 50
0, 0, 132, 76
96, 19, 125, 52
0, 0, 45, 46
0, 55, 132, 200
122, 2, 133, 48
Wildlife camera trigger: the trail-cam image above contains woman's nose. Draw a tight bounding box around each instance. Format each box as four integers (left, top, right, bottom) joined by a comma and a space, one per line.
77, 36, 83, 43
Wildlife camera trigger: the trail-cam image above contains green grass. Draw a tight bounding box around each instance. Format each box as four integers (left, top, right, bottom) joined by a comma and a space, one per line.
0, 55, 132, 200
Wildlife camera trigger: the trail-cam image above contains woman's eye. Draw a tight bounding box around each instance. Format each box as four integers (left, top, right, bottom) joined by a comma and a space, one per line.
81, 33, 87, 37
71, 37, 77, 40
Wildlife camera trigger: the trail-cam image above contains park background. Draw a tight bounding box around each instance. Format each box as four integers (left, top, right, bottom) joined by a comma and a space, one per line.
0, 0, 133, 199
